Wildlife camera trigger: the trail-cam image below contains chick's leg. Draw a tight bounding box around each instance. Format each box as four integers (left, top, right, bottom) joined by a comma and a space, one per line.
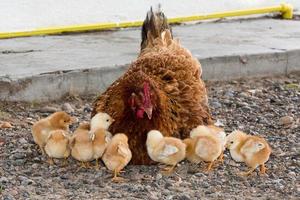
161, 165, 176, 175
112, 168, 126, 183
205, 161, 214, 171
62, 157, 68, 167
80, 162, 92, 168
75, 162, 84, 172
260, 164, 268, 175
94, 158, 101, 170
38, 145, 45, 155
47, 157, 54, 165
76, 161, 89, 172
85, 162, 92, 168
217, 152, 224, 163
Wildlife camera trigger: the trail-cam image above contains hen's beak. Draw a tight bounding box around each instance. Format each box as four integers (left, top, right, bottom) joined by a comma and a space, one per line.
144, 107, 153, 120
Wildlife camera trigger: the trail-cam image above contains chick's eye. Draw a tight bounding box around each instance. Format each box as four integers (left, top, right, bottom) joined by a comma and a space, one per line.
106, 119, 109, 122
230, 141, 234, 144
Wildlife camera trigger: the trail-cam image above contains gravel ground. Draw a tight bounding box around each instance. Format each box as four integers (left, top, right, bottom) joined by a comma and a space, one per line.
0, 74, 299, 200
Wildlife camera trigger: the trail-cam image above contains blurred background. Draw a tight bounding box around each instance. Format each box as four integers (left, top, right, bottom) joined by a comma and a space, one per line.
0, 0, 299, 32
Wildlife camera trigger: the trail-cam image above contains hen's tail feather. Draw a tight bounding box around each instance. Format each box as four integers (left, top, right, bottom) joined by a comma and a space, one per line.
141, 5, 172, 50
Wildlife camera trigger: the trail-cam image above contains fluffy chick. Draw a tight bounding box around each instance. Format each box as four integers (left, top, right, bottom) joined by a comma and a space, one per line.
92, 129, 112, 169
32, 111, 77, 155
89, 113, 114, 169
207, 125, 226, 162
225, 130, 248, 162
226, 130, 272, 176
190, 125, 226, 163
70, 122, 94, 169
44, 129, 70, 165
89, 112, 114, 137
185, 125, 224, 171
102, 133, 132, 182
183, 138, 202, 164
146, 130, 186, 174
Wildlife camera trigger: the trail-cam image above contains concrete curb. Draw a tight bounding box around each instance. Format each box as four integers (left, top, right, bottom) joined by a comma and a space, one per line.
1, 49, 300, 102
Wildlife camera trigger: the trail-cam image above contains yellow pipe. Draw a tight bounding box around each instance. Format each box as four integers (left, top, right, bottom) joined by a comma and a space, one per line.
0, 3, 293, 39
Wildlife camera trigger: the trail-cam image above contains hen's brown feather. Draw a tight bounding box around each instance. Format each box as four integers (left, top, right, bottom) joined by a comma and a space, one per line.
92, 8, 212, 164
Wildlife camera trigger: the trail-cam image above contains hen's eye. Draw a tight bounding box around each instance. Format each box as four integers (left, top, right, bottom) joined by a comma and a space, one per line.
230, 141, 234, 144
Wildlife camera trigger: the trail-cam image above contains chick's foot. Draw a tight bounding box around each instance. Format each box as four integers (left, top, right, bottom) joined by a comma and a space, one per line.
112, 170, 126, 183
205, 162, 214, 172
161, 165, 175, 175
47, 158, 55, 165
217, 152, 224, 163
260, 164, 268, 175
94, 159, 102, 170
61, 158, 68, 167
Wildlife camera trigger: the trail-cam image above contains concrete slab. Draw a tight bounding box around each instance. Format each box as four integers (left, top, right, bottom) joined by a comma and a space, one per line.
1, 18, 300, 101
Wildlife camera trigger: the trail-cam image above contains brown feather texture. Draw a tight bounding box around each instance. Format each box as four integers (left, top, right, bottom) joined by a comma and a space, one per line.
92, 7, 213, 164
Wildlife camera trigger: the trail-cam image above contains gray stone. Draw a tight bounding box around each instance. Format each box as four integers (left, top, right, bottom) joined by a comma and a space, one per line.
0, 176, 8, 184
36, 106, 59, 113
156, 173, 162, 181
177, 194, 191, 200
18, 138, 27, 144
224, 91, 235, 97
211, 101, 222, 108
3, 194, 15, 200
62, 103, 75, 113
10, 152, 26, 159
279, 116, 294, 126
18, 176, 34, 185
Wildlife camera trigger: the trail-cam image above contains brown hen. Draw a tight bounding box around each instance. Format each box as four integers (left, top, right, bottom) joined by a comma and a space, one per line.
92, 7, 213, 164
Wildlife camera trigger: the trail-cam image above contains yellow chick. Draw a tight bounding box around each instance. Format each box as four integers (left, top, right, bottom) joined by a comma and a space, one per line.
89, 112, 114, 169
32, 111, 77, 155
185, 125, 225, 171
146, 130, 186, 174
190, 125, 226, 163
102, 133, 132, 182
183, 138, 202, 164
70, 122, 94, 169
89, 112, 114, 136
207, 125, 227, 162
44, 129, 70, 165
225, 130, 248, 163
226, 130, 272, 176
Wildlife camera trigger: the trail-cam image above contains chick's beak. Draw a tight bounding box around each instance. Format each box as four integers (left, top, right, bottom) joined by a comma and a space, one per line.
225, 141, 231, 149
144, 107, 153, 120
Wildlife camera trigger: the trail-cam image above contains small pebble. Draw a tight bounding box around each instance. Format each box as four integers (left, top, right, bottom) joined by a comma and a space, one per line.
279, 116, 293, 126
62, 103, 75, 113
